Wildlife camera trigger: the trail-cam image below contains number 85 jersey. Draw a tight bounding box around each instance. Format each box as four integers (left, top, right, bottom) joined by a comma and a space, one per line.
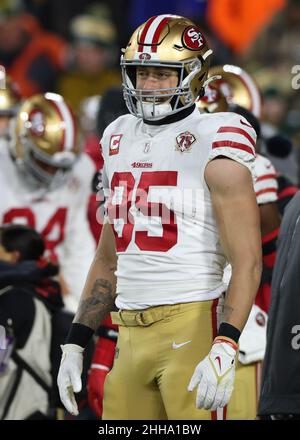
101, 108, 256, 310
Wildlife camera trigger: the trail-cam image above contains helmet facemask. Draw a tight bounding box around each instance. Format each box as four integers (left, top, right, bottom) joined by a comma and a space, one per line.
121, 58, 204, 120
16, 133, 78, 190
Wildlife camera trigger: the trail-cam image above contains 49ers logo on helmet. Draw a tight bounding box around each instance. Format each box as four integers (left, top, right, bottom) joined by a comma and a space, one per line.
28, 109, 45, 137
139, 53, 151, 61
183, 26, 205, 50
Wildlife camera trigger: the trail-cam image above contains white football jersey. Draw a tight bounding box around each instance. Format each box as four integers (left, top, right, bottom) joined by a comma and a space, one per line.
101, 108, 256, 309
0, 150, 96, 312
254, 153, 278, 204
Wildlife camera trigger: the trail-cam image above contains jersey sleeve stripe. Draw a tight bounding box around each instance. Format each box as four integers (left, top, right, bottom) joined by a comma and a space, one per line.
255, 188, 277, 197
256, 173, 277, 182
212, 140, 255, 156
217, 126, 256, 147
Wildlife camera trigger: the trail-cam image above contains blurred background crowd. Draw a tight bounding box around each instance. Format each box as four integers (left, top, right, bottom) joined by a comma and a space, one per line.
1, 0, 299, 179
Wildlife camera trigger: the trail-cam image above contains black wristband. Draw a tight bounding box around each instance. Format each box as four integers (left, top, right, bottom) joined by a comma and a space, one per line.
65, 323, 94, 348
218, 322, 241, 344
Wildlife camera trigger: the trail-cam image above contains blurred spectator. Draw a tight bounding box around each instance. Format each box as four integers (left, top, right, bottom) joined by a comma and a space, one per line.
0, 224, 60, 419
259, 88, 299, 184
57, 5, 121, 111
0, 0, 68, 96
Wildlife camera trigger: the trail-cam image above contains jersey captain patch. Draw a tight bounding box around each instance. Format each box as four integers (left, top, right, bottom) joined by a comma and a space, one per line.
109, 134, 123, 156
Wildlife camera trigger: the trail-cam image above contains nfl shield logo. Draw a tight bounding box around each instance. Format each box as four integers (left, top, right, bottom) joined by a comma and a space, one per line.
175, 131, 196, 153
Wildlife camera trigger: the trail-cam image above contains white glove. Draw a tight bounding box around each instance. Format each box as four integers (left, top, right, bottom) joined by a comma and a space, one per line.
188, 337, 238, 411
57, 344, 84, 415
239, 305, 268, 364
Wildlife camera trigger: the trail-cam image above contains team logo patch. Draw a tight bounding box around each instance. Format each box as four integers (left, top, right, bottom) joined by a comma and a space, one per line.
255, 312, 266, 327
109, 134, 123, 156
139, 53, 151, 61
182, 26, 205, 50
175, 131, 196, 153
28, 109, 45, 137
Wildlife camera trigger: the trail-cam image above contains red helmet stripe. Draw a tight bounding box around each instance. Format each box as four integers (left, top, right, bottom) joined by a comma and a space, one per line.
48, 99, 65, 151
138, 16, 157, 52
49, 98, 75, 152
151, 17, 171, 52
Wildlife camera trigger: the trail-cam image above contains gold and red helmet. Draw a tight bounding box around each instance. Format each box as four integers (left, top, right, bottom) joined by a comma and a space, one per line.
197, 64, 262, 118
121, 14, 212, 120
0, 76, 21, 116
12, 92, 80, 187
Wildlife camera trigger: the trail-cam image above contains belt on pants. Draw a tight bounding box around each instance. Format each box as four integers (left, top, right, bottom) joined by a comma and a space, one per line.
111, 300, 216, 327
111, 304, 182, 327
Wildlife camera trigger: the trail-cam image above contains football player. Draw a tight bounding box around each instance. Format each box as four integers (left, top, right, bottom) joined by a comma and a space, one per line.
0, 92, 96, 312
57, 15, 261, 420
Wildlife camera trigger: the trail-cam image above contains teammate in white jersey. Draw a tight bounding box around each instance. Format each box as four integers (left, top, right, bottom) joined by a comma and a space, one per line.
0, 92, 96, 312
57, 15, 262, 420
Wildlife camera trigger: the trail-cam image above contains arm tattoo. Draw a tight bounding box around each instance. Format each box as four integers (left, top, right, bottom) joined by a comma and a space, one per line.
75, 279, 115, 330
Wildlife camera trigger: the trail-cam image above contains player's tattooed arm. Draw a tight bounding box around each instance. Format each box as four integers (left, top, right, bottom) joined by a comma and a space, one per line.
74, 278, 116, 330
73, 222, 117, 331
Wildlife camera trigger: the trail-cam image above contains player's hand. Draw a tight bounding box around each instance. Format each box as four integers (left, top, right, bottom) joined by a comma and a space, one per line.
188, 337, 238, 411
57, 344, 84, 415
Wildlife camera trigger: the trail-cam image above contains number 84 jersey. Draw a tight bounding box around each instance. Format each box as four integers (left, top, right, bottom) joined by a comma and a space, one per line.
101, 108, 256, 310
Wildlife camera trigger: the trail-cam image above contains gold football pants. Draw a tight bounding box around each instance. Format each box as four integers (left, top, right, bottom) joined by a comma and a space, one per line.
102, 300, 231, 420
